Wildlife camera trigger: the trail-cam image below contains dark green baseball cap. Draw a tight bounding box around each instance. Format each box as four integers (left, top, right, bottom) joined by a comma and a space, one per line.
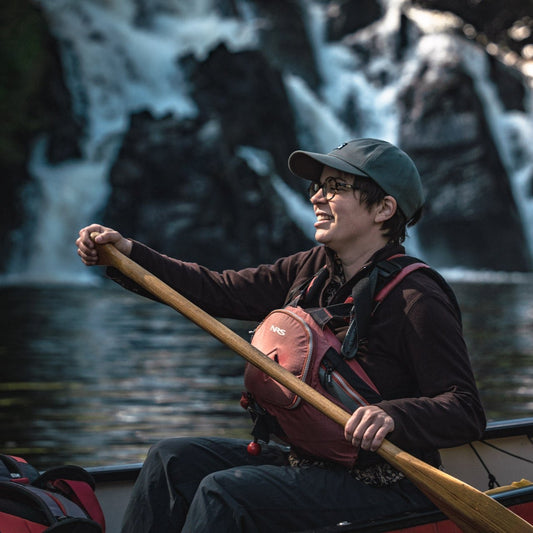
288, 138, 424, 220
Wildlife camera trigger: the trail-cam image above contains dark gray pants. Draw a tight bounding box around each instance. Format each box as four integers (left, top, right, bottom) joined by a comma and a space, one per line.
120, 437, 434, 533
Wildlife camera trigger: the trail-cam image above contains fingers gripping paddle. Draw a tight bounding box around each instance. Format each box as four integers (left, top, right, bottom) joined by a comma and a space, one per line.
92, 235, 533, 532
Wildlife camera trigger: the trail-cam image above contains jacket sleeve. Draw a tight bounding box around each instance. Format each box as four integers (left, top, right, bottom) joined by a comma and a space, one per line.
373, 277, 486, 452
106, 241, 324, 321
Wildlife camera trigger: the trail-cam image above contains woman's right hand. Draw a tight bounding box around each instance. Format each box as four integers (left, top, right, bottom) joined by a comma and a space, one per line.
76, 224, 132, 266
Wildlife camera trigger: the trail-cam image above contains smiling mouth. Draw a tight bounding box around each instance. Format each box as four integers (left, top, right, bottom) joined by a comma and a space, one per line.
316, 213, 333, 222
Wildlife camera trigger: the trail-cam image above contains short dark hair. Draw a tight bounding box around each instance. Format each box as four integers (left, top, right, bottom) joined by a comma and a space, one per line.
353, 176, 422, 244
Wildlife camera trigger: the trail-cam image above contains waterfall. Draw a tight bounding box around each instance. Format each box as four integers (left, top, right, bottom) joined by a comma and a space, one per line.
286, 0, 424, 257
4, 0, 533, 285
4, 136, 113, 285
291, 0, 533, 268
3, 0, 257, 285
459, 42, 533, 260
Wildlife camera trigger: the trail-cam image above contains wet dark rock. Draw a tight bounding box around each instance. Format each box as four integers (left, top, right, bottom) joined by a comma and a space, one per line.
399, 50, 532, 271
103, 108, 310, 270
252, 0, 321, 90
186, 44, 300, 178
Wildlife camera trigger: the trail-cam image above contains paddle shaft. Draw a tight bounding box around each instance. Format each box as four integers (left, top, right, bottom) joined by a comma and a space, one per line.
94, 236, 533, 532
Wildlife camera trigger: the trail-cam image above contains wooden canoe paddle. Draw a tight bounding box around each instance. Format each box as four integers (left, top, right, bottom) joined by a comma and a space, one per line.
92, 234, 533, 532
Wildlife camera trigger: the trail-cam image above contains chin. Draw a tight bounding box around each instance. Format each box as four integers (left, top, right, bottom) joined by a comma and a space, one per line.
315, 233, 332, 247
314, 232, 326, 244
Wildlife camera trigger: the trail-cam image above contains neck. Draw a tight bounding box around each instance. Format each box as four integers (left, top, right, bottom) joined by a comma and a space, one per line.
337, 241, 388, 280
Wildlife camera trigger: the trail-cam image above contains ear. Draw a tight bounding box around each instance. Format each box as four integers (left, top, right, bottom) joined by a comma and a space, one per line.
375, 196, 397, 223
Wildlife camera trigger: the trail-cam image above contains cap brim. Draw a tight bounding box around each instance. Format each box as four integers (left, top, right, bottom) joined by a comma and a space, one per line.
288, 150, 370, 181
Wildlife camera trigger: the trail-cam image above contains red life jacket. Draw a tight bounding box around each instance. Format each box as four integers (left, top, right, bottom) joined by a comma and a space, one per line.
245, 305, 381, 467
243, 255, 460, 468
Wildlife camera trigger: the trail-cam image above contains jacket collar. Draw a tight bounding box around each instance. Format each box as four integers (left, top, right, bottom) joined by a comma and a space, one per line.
322, 243, 406, 304
324, 243, 406, 278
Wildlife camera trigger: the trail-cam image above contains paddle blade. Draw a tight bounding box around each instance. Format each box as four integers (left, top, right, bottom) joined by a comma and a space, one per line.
379, 441, 533, 532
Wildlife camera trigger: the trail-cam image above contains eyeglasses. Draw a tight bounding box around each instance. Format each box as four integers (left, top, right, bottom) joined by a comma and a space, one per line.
308, 177, 358, 201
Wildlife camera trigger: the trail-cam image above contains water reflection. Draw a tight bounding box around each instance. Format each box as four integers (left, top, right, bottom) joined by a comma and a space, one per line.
0, 284, 251, 469
0, 278, 532, 470
456, 281, 533, 418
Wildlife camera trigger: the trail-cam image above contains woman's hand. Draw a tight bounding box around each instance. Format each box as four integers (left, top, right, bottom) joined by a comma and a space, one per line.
344, 405, 395, 452
76, 224, 132, 266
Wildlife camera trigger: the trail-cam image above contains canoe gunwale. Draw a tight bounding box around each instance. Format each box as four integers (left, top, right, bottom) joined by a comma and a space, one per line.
88, 462, 142, 483
484, 417, 533, 439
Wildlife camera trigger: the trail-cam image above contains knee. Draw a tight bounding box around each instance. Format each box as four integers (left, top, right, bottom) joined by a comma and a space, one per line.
144, 437, 198, 471
185, 471, 254, 532
197, 471, 222, 494
195, 469, 242, 506
190, 472, 232, 516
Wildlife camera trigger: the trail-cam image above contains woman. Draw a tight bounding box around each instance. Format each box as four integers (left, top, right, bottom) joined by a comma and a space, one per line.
77, 138, 486, 532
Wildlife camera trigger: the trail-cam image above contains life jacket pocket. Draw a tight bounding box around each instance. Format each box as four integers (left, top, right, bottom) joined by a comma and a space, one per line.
245, 308, 314, 409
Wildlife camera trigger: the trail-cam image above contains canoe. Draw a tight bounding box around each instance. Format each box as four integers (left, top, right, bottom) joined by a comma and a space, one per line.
88, 417, 533, 533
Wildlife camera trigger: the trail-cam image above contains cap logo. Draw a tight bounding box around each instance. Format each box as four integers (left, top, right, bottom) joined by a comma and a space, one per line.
336, 142, 348, 150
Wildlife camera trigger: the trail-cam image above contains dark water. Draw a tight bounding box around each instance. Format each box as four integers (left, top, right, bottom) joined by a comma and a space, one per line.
1, 277, 532, 470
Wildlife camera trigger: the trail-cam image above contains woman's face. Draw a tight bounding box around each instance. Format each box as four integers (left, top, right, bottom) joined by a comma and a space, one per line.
309, 166, 381, 255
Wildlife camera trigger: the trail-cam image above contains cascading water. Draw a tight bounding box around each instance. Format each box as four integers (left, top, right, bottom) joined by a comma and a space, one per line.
416, 31, 533, 262
4, 0, 257, 284
6, 136, 114, 284
285, 0, 438, 258
465, 50, 533, 259
4, 0, 533, 284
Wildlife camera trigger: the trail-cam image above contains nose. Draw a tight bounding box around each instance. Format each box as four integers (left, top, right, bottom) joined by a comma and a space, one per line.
310, 187, 326, 204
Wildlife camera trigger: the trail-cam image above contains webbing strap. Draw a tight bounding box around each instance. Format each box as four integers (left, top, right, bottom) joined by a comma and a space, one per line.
306, 304, 352, 329
287, 267, 329, 308
296, 254, 459, 359
341, 267, 382, 359
374, 262, 430, 302
343, 256, 442, 359
0, 481, 56, 524
52, 479, 106, 529
22, 485, 66, 519
323, 348, 382, 404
